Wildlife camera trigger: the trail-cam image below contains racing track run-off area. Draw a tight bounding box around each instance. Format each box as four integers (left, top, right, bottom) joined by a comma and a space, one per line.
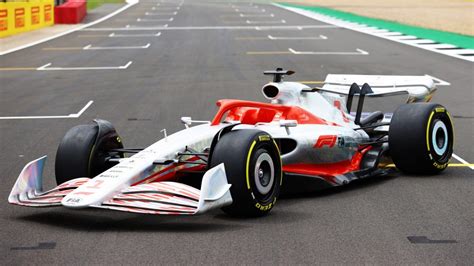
1, 0, 473, 264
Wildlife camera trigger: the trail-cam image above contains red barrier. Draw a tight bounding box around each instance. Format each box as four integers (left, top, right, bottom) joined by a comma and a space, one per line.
54, 0, 87, 24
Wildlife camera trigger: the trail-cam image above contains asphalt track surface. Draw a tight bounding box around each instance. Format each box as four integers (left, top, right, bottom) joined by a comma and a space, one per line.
1, 0, 473, 264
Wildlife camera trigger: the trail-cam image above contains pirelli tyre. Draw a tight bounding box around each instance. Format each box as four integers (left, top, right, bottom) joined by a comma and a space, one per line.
210, 130, 282, 217
389, 103, 454, 174
55, 119, 123, 185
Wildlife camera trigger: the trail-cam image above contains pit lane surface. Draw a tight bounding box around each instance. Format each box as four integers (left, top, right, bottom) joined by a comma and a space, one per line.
1, 0, 473, 264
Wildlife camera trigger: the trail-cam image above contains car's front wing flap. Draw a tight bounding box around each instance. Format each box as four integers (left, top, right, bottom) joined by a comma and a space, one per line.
8, 156, 233, 215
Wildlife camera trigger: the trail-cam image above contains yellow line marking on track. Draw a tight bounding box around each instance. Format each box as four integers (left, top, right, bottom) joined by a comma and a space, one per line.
298, 81, 325, 84
448, 163, 474, 167
246, 51, 292, 55
43, 47, 82, 51
385, 163, 474, 168
0, 67, 37, 71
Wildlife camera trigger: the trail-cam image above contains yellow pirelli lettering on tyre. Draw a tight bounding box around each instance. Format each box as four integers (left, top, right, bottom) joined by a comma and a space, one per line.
426, 111, 435, 152
255, 202, 272, 211
246, 140, 257, 190
435, 107, 446, 113
433, 161, 448, 169
258, 135, 271, 141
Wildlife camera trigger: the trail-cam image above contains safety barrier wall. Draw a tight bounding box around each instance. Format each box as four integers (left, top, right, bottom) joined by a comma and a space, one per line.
55, 0, 86, 24
0, 0, 55, 38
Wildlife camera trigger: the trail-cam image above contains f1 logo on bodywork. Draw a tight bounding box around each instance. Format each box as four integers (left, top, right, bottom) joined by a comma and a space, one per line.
314, 135, 337, 148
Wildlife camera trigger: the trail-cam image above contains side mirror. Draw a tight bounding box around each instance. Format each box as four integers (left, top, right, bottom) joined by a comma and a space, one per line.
279, 120, 298, 127
180, 117, 210, 128
279, 120, 297, 135
181, 117, 192, 128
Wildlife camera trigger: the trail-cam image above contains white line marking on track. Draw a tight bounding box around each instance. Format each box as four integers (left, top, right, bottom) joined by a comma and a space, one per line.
365, 29, 389, 34
36, 61, 132, 71
0, 0, 138, 56
246, 19, 286, 24
437, 48, 474, 56
83, 25, 339, 31
267, 34, 327, 40
452, 154, 474, 170
424, 74, 451, 86
255, 26, 304, 31
235, 8, 265, 13
138, 17, 173, 22
387, 35, 417, 40
109, 32, 161, 37
0, 101, 94, 120
234, 6, 263, 11
74, 101, 94, 117
125, 24, 168, 28
240, 13, 274, 17
288, 48, 369, 55
380, 31, 403, 36
146, 11, 177, 15
404, 39, 438, 45
421, 44, 457, 49
83, 43, 150, 50
36, 63, 52, 70
155, 6, 180, 10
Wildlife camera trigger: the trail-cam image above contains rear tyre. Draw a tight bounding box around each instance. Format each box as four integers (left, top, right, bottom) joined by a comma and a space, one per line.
389, 103, 454, 174
210, 130, 282, 217
55, 119, 123, 185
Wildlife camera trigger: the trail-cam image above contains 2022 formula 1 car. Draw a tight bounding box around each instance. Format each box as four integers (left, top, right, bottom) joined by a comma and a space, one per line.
9, 69, 454, 217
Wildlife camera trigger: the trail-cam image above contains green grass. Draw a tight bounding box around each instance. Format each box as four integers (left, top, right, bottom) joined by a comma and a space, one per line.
87, 0, 125, 10
279, 3, 474, 49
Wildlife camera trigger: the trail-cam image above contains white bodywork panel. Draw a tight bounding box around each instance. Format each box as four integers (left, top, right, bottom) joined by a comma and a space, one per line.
322, 74, 436, 102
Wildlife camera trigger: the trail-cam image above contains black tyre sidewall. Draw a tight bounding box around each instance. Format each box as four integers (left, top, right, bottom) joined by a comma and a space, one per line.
55, 124, 98, 185
55, 122, 123, 185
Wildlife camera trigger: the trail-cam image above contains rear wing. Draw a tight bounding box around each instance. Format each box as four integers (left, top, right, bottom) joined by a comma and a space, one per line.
320, 74, 437, 103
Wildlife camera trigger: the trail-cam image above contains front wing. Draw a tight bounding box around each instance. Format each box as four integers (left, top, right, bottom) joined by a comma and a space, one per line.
8, 157, 233, 215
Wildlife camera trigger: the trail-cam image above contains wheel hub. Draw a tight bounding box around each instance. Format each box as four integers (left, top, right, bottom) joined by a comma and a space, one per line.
432, 120, 448, 156
254, 153, 274, 195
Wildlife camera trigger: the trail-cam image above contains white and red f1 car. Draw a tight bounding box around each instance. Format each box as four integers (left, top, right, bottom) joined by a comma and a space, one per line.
9, 69, 454, 217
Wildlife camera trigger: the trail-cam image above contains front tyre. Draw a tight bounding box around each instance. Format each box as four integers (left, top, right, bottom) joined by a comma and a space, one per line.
210, 130, 282, 217
389, 103, 454, 174
55, 119, 123, 185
